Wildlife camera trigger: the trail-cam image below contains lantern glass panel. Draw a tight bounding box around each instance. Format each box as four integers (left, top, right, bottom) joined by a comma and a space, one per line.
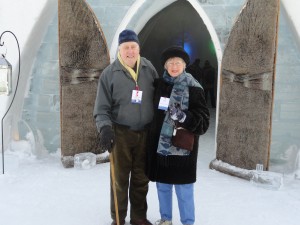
0, 58, 12, 96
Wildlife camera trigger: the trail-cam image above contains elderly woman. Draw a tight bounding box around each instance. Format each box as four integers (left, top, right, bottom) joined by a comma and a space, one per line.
146, 46, 210, 225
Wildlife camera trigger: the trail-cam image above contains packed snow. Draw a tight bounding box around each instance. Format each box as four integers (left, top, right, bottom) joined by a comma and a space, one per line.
1, 109, 300, 225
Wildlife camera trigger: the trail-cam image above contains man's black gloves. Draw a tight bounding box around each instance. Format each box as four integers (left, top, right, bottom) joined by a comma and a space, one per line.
99, 126, 115, 153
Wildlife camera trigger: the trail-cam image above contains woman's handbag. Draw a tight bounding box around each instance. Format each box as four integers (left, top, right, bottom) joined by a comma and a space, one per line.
171, 126, 194, 151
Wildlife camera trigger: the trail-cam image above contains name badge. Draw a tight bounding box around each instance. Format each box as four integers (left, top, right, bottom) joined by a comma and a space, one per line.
131, 90, 143, 104
158, 97, 170, 110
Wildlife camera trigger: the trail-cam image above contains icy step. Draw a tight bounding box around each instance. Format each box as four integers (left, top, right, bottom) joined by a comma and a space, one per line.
250, 170, 283, 190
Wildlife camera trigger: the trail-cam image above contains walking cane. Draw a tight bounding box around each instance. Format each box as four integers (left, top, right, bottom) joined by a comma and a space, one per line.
110, 153, 120, 225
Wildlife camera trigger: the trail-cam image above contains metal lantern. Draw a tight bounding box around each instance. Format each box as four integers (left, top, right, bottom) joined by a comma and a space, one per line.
0, 55, 12, 96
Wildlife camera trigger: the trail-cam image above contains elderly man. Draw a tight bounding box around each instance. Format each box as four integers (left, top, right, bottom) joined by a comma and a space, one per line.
94, 29, 158, 225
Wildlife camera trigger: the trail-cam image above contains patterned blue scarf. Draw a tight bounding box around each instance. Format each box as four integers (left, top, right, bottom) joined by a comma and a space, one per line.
157, 71, 201, 156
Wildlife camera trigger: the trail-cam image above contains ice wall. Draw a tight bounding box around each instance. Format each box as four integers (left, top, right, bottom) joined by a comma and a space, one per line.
21, 0, 300, 173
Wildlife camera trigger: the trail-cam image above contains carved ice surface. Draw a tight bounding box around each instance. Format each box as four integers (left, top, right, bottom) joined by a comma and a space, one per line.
295, 171, 300, 180
74, 152, 96, 170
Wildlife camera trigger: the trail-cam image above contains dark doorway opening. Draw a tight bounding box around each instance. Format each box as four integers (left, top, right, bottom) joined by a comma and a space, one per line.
138, 0, 218, 108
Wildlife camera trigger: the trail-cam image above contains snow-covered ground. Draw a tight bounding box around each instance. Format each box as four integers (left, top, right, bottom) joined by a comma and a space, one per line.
1, 109, 300, 225
1, 1, 300, 225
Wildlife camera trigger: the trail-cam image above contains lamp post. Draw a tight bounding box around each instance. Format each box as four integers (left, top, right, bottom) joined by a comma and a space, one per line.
0, 31, 21, 174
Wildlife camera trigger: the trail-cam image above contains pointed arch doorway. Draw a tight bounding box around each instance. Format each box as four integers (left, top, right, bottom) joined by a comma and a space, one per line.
110, 0, 221, 110
139, 0, 218, 84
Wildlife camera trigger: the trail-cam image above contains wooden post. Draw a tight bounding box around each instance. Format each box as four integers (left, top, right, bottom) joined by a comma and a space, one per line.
58, 0, 110, 167
210, 0, 280, 179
